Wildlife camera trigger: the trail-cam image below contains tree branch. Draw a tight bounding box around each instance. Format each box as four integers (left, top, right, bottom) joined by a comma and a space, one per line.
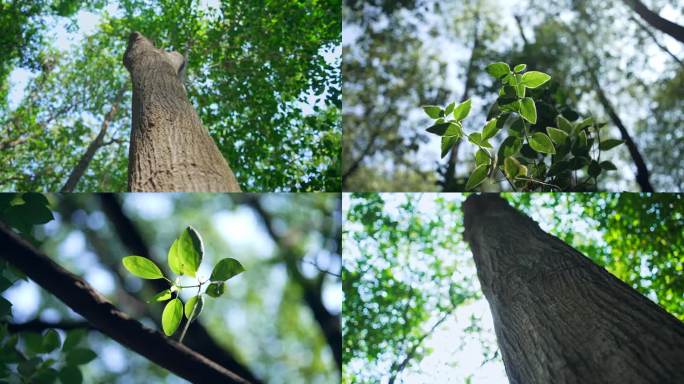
0, 222, 250, 384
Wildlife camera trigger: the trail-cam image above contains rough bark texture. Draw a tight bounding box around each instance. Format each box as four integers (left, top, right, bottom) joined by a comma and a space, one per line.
623, 0, 684, 43
123, 31, 240, 192
0, 222, 250, 384
462, 194, 684, 384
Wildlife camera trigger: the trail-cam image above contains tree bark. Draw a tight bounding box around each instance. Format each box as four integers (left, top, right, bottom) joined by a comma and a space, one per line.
462, 194, 684, 384
61, 87, 125, 192
0, 222, 250, 384
623, 0, 684, 43
123, 31, 240, 192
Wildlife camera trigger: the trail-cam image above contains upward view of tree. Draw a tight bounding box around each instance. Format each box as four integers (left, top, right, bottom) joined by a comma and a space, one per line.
1, 0, 341, 192
342, 193, 684, 383
0, 193, 341, 383
343, 0, 684, 192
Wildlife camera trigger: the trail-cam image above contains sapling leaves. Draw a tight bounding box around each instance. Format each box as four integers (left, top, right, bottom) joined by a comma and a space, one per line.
465, 164, 489, 190
168, 226, 204, 277
546, 127, 568, 144
422, 105, 442, 119
162, 298, 183, 336
486, 62, 510, 78
520, 71, 551, 88
599, 139, 624, 151
529, 133, 556, 154
452, 99, 472, 121
184, 295, 204, 322
518, 97, 537, 124
206, 282, 226, 298
65, 348, 97, 366
122, 227, 244, 342
122, 256, 164, 279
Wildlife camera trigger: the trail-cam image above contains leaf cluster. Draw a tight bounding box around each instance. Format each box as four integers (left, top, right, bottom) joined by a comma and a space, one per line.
424, 62, 624, 191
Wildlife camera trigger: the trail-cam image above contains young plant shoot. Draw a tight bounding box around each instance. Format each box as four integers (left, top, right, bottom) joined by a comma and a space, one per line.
122, 226, 245, 343
423, 62, 624, 191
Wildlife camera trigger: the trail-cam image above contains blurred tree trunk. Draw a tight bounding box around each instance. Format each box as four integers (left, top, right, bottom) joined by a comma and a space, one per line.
123, 32, 240, 192
623, 0, 684, 43
60, 86, 125, 192
442, 15, 480, 191
630, 15, 684, 67
462, 194, 684, 383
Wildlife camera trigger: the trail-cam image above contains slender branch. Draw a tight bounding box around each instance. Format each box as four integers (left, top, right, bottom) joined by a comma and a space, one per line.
629, 15, 684, 67
623, 0, 684, 43
0, 222, 250, 384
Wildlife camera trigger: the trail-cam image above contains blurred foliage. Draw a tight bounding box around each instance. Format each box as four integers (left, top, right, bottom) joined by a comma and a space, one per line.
0, 193, 341, 383
1, 0, 341, 192
343, 0, 684, 191
344, 192, 683, 382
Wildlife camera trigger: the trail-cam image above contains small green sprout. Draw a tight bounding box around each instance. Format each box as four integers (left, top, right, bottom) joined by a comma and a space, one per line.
122, 226, 245, 343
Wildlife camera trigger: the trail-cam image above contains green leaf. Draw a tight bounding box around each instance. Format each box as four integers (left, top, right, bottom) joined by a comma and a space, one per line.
465, 164, 489, 191
168, 227, 204, 277
209, 257, 245, 281
467, 132, 492, 149
162, 298, 183, 336
65, 348, 97, 366
441, 136, 458, 158
529, 132, 556, 154
556, 115, 573, 134
498, 136, 523, 158
452, 99, 472, 121
23, 332, 44, 355
548, 160, 571, 176
42, 329, 61, 353
600, 160, 617, 171
422, 105, 442, 119
481, 118, 499, 140
520, 71, 551, 88
518, 98, 537, 124
122, 256, 164, 279
546, 127, 568, 144
444, 102, 455, 116
503, 157, 522, 179
59, 366, 83, 384
515, 83, 526, 98
62, 330, 87, 352
184, 295, 204, 321
588, 160, 602, 177
206, 282, 226, 298
485, 62, 510, 79
474, 149, 490, 167
598, 139, 623, 151
426, 122, 451, 136
149, 289, 173, 303
513, 64, 527, 73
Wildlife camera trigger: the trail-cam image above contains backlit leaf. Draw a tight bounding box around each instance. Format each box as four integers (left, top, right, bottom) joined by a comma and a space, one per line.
122, 256, 164, 279
162, 298, 183, 336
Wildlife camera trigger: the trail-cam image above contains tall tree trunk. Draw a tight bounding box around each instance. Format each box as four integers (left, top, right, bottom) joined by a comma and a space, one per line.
443, 15, 480, 192
623, 0, 684, 43
123, 32, 240, 192
462, 194, 684, 384
60, 86, 125, 192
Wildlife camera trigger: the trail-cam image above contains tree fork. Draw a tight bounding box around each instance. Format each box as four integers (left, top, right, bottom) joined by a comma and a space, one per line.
462, 194, 684, 383
0, 222, 250, 384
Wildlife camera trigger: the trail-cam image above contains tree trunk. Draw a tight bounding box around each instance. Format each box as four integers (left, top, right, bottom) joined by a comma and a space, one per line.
623, 0, 684, 43
123, 32, 240, 192
462, 194, 684, 384
630, 15, 684, 67
61, 86, 125, 192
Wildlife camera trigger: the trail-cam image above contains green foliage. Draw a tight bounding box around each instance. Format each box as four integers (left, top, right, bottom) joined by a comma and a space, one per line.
424, 62, 625, 191
0, 193, 54, 234
343, 193, 480, 382
121, 227, 245, 339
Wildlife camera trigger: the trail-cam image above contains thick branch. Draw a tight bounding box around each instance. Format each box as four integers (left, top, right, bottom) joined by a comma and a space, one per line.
0, 222, 249, 384
96, 194, 262, 383
61, 88, 126, 192
623, 0, 684, 43
629, 15, 684, 67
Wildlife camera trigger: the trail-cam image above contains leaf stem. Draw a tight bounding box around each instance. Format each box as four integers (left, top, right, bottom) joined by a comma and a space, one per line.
178, 284, 202, 344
